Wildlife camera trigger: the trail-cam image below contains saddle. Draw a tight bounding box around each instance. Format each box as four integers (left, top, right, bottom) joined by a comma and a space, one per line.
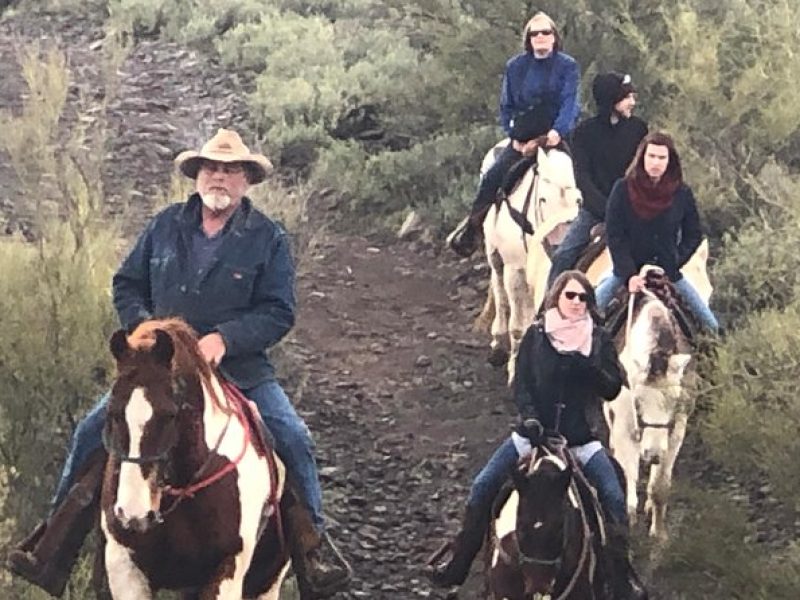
574, 222, 607, 272
604, 268, 698, 341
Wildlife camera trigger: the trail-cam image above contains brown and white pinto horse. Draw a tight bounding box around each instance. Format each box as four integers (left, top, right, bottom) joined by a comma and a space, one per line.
99, 319, 289, 599
488, 441, 612, 600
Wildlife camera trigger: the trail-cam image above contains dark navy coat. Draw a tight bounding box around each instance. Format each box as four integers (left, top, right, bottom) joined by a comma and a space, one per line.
112, 194, 296, 388
605, 180, 703, 282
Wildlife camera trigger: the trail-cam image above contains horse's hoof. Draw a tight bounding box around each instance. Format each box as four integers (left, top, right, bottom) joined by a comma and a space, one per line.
487, 347, 509, 367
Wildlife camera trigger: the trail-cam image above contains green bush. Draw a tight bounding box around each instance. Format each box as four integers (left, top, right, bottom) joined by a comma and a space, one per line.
312, 125, 497, 226
701, 304, 800, 511
653, 485, 800, 598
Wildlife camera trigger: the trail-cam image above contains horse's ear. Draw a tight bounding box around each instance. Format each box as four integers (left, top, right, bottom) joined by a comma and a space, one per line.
152, 329, 175, 367
109, 329, 130, 362
556, 467, 572, 495
511, 464, 529, 491
668, 353, 691, 380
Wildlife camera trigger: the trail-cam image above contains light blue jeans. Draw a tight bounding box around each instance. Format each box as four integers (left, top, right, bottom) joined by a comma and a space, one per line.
52, 380, 326, 532
467, 437, 627, 525
595, 273, 720, 333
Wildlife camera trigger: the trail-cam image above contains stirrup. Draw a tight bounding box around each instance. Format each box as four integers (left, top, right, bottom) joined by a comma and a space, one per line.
425, 539, 453, 568
303, 531, 353, 598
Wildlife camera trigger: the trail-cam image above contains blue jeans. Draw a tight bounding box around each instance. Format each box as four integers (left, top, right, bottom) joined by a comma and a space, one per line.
595, 273, 720, 333
581, 448, 627, 525
466, 437, 627, 525
547, 209, 601, 288
470, 145, 523, 215
52, 380, 326, 532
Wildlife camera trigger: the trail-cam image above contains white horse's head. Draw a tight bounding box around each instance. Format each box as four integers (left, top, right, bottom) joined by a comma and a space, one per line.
622, 295, 691, 465
535, 147, 582, 222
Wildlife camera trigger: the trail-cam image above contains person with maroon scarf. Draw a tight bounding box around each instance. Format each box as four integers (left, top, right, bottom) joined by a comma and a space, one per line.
594, 132, 719, 332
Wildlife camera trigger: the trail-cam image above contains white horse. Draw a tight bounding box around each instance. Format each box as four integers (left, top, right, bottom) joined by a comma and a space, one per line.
604, 265, 704, 540
475, 139, 581, 384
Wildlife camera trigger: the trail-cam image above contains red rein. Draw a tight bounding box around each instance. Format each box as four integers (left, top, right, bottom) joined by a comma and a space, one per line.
163, 379, 285, 552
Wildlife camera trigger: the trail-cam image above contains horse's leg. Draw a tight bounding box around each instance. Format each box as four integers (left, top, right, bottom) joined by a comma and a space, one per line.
103, 536, 153, 599
645, 411, 689, 540
487, 248, 511, 367
255, 561, 291, 600
504, 266, 532, 385
473, 284, 496, 334
92, 531, 113, 600
606, 388, 641, 524
200, 552, 252, 600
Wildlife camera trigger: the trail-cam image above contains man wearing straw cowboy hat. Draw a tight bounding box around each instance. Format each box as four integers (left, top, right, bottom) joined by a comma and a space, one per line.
7, 129, 351, 598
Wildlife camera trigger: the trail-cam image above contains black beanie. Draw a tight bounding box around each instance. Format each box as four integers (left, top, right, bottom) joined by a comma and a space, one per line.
592, 72, 636, 112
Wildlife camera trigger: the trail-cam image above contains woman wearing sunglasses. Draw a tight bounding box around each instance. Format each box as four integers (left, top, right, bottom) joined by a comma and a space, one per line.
449, 11, 581, 257
428, 271, 646, 599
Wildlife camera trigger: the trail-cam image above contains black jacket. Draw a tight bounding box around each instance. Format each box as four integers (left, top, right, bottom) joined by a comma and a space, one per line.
570, 115, 648, 219
605, 179, 703, 282
513, 322, 624, 447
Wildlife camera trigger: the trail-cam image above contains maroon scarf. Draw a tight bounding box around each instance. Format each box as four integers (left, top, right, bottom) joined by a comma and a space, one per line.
626, 172, 680, 220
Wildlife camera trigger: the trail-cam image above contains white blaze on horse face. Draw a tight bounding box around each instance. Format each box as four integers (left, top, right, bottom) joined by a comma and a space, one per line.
115, 388, 158, 524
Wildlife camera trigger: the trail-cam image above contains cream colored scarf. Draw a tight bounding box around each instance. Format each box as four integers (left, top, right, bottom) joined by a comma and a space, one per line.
543, 308, 593, 356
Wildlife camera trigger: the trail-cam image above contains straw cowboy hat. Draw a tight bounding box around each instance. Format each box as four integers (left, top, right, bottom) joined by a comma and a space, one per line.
174, 128, 273, 184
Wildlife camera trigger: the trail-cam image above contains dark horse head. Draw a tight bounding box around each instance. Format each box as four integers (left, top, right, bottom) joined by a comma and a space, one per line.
489, 436, 607, 599
104, 319, 211, 533
511, 449, 575, 596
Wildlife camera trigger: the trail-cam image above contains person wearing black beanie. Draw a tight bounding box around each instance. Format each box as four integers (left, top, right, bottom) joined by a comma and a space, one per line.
547, 72, 648, 287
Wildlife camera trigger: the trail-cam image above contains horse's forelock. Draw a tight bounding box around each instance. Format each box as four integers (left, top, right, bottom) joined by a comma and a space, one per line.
125, 319, 212, 383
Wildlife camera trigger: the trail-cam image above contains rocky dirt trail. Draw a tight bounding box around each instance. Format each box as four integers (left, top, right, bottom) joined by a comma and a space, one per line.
286, 230, 511, 599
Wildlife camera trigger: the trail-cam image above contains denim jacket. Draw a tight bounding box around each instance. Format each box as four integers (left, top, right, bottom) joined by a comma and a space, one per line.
112, 194, 296, 388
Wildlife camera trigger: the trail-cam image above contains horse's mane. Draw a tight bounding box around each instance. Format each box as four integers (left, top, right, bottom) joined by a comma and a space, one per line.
127, 318, 214, 386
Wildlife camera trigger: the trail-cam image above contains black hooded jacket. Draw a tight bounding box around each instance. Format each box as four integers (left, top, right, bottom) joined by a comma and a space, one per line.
513, 321, 625, 447
570, 115, 648, 219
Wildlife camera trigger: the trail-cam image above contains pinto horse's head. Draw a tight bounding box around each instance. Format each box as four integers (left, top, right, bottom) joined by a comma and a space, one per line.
625, 292, 692, 465
511, 450, 574, 596
105, 323, 200, 532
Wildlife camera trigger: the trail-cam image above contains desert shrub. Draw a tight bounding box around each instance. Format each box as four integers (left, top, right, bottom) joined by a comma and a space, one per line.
312, 125, 496, 226
652, 485, 800, 598
0, 44, 121, 599
700, 304, 800, 511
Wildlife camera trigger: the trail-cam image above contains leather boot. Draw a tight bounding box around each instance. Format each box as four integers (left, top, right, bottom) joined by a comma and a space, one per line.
427, 502, 490, 587
448, 215, 483, 258
282, 489, 351, 599
607, 524, 648, 600
6, 450, 106, 598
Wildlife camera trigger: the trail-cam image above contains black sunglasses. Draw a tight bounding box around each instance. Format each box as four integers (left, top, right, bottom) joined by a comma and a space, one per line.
564, 290, 588, 302
529, 29, 554, 37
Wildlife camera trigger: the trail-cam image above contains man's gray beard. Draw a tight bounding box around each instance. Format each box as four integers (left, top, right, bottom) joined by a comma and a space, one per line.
201, 192, 231, 212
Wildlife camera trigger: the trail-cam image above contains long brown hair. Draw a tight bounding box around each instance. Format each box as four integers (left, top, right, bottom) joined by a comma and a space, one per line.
522, 12, 563, 54
624, 132, 684, 219
625, 131, 683, 185
542, 271, 601, 323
